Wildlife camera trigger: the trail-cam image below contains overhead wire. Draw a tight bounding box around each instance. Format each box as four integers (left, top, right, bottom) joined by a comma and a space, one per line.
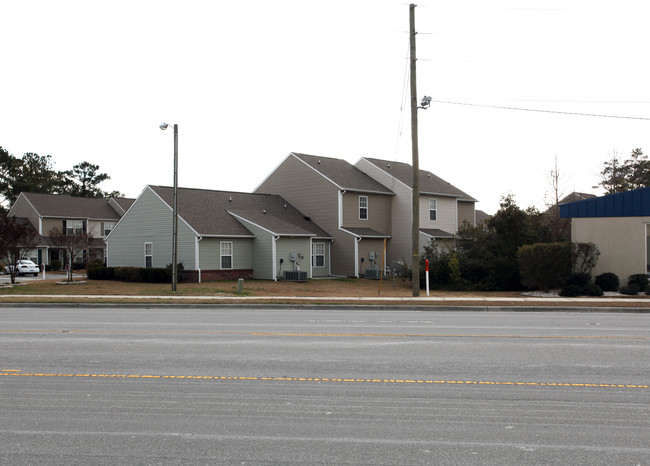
430, 99, 650, 121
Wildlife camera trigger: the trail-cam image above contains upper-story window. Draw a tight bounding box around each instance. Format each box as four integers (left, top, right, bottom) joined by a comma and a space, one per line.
359, 196, 368, 220
65, 220, 84, 235
429, 198, 437, 221
104, 221, 116, 236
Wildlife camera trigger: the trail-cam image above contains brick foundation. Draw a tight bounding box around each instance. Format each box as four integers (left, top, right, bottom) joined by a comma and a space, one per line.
180, 269, 254, 283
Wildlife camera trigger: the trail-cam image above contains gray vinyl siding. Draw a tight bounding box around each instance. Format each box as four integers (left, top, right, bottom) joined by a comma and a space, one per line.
310, 240, 330, 277
419, 195, 457, 234
198, 237, 253, 270
355, 159, 412, 267
341, 192, 391, 234
276, 237, 312, 278
106, 187, 197, 269
231, 218, 275, 279
8, 195, 40, 232
457, 200, 476, 227
256, 154, 354, 276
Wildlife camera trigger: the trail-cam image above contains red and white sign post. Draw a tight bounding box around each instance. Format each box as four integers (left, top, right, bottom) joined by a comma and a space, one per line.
425, 259, 429, 296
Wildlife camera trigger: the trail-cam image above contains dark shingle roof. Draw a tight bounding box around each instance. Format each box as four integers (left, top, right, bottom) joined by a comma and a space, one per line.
149, 186, 330, 237
420, 228, 454, 239
19, 193, 124, 220
109, 197, 136, 214
341, 227, 390, 238
292, 153, 393, 194
361, 158, 477, 201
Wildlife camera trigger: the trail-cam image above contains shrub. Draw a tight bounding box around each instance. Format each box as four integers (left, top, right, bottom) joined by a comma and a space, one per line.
518, 242, 572, 290
86, 267, 116, 280
572, 242, 600, 274
627, 274, 649, 292
559, 284, 582, 297
582, 283, 604, 297
620, 284, 640, 295
594, 273, 619, 292
86, 259, 104, 269
50, 260, 62, 271
564, 272, 592, 288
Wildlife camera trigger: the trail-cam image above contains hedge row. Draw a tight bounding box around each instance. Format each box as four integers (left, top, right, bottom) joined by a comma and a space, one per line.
87, 266, 172, 283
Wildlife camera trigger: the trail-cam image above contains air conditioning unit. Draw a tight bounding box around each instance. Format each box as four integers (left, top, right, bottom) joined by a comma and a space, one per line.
283, 270, 308, 282
364, 268, 381, 279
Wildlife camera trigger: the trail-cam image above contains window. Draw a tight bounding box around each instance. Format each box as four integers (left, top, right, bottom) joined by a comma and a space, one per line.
104, 221, 116, 236
429, 198, 437, 221
220, 241, 233, 269
65, 220, 83, 235
312, 242, 325, 267
359, 196, 368, 220
144, 242, 152, 268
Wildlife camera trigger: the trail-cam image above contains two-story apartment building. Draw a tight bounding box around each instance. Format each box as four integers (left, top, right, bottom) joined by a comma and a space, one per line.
106, 185, 332, 281
7, 192, 134, 266
255, 153, 395, 277
355, 157, 477, 266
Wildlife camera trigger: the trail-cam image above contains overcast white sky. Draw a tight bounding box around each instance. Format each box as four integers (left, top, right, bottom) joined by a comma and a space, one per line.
3, 0, 650, 214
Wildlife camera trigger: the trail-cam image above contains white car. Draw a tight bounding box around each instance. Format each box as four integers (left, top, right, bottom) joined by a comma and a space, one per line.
5, 260, 39, 276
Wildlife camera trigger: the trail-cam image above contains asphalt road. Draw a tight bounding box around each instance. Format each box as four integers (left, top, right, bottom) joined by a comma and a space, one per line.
1, 306, 648, 464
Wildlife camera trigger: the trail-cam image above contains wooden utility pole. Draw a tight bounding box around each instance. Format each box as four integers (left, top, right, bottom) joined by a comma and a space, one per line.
409, 3, 420, 297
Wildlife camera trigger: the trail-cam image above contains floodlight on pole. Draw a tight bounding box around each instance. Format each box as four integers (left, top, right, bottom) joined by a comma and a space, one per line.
160, 122, 179, 292
419, 96, 432, 110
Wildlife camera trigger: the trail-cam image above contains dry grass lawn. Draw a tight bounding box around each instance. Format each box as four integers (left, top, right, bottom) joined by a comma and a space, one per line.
1, 272, 650, 307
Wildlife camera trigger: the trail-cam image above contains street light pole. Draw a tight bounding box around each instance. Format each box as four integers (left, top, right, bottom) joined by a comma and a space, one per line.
160, 122, 179, 292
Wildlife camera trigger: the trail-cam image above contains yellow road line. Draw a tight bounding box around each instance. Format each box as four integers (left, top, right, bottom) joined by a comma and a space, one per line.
0, 329, 647, 340
1, 371, 647, 389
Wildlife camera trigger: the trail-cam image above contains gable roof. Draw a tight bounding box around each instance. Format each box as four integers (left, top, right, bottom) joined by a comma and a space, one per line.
108, 197, 136, 215
148, 185, 331, 238
291, 153, 394, 194
560, 186, 650, 218
360, 157, 477, 201
13, 192, 123, 220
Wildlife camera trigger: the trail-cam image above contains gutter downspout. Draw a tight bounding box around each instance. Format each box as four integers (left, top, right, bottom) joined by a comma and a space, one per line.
273, 235, 280, 281
196, 236, 202, 283
355, 236, 361, 278
338, 189, 346, 228
328, 238, 334, 277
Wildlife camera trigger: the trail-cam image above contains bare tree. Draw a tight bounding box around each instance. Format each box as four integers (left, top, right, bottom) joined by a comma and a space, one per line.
544, 156, 570, 242
48, 226, 93, 282
0, 216, 38, 284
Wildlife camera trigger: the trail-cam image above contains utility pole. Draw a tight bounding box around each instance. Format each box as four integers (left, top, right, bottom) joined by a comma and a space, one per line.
409, 3, 420, 297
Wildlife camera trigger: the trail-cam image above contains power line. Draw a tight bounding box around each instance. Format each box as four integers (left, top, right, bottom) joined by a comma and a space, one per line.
430, 99, 650, 121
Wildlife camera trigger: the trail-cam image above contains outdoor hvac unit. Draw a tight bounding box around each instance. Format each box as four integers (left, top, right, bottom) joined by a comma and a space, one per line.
364, 268, 382, 280
283, 270, 308, 282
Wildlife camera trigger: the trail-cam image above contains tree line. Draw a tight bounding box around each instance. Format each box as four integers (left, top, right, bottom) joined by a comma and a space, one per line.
0, 146, 122, 213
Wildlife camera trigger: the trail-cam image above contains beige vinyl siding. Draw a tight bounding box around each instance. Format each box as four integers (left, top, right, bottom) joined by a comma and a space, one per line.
457, 201, 476, 227
7, 195, 40, 231
87, 220, 104, 238
42, 218, 67, 235
276, 237, 312, 278
256, 154, 354, 276
198, 237, 253, 270
341, 192, 391, 233
572, 216, 650, 280
106, 187, 197, 269
355, 159, 412, 266
419, 195, 457, 234
357, 238, 386, 276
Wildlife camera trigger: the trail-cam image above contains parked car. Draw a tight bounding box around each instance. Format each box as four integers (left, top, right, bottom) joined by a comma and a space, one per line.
4, 260, 39, 276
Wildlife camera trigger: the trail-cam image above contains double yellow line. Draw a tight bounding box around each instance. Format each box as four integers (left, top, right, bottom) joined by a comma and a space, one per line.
2, 370, 648, 389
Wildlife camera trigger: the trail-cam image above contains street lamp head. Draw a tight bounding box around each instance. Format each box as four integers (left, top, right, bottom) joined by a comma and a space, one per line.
159, 123, 169, 130
419, 96, 432, 109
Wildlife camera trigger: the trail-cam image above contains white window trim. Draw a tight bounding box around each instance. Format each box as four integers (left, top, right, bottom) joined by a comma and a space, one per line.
359, 195, 368, 220
103, 221, 116, 237
144, 242, 153, 268
312, 242, 325, 268
429, 198, 437, 221
66, 219, 83, 235
220, 241, 233, 270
